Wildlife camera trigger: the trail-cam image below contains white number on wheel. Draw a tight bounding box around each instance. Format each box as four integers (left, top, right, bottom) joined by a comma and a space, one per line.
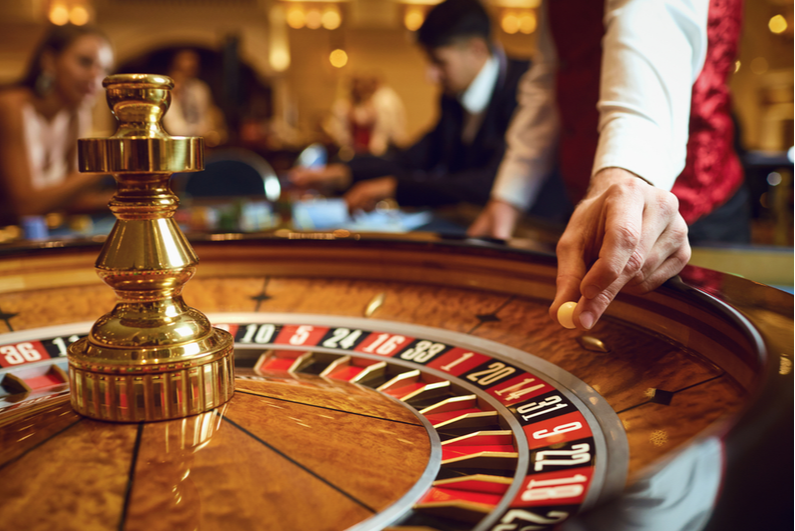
362, 333, 406, 355
51, 335, 80, 357
533, 443, 591, 472
520, 473, 588, 502
532, 421, 583, 440
466, 362, 515, 386
494, 378, 545, 401
400, 341, 446, 363
439, 351, 474, 372
322, 328, 363, 349
492, 508, 570, 530
1, 343, 42, 365
240, 324, 276, 344
289, 325, 314, 345
516, 395, 568, 422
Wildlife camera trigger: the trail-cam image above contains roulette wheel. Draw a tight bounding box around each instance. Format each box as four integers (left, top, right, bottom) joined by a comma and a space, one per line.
0, 76, 791, 531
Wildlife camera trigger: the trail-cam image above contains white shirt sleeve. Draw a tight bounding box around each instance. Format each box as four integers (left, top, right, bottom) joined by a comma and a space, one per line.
491, 0, 709, 210
594, 0, 709, 191
490, 1, 559, 211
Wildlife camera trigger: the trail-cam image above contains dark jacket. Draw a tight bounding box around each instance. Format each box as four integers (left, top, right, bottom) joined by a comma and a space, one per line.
347, 52, 530, 208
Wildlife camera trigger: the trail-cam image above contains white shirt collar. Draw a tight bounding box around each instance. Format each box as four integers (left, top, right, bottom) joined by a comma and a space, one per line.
460, 54, 499, 115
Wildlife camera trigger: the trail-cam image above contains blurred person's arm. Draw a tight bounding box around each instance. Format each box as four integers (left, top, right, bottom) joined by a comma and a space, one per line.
550, 0, 708, 330
344, 151, 505, 213
289, 163, 352, 190
369, 86, 408, 155
324, 99, 353, 151
0, 92, 107, 220
468, 1, 559, 238
345, 114, 509, 211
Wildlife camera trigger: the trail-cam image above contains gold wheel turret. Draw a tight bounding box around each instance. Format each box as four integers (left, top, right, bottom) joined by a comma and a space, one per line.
67, 74, 234, 422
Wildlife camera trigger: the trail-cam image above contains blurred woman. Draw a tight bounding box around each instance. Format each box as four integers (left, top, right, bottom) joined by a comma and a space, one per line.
0, 23, 114, 226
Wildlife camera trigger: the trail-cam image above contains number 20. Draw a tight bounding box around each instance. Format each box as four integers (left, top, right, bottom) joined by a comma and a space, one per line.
466, 362, 515, 386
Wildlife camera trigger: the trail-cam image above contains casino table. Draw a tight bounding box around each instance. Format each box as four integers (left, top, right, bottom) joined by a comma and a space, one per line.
0, 231, 791, 531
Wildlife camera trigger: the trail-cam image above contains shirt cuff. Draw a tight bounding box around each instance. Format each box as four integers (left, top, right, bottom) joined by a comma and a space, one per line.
490, 158, 549, 211
592, 112, 686, 192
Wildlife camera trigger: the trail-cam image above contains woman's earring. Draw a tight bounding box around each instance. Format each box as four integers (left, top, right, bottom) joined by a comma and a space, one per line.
35, 71, 54, 97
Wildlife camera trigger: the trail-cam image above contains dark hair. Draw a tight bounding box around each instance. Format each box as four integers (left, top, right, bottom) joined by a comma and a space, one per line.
416, 0, 492, 50
18, 23, 109, 90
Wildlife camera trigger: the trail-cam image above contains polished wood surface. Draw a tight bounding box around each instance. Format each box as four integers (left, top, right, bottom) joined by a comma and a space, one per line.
0, 402, 136, 530
0, 374, 432, 531
0, 241, 752, 484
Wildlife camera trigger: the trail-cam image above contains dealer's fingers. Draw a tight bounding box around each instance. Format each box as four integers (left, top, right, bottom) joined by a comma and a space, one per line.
623, 218, 691, 294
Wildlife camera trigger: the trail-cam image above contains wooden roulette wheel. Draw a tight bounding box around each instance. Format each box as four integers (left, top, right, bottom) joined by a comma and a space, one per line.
0, 232, 791, 530
0, 75, 791, 530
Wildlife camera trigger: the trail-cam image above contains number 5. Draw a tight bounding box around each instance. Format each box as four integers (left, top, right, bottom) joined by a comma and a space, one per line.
290, 325, 314, 345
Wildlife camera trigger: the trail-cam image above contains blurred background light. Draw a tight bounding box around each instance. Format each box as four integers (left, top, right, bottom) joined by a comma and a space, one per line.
330, 48, 348, 68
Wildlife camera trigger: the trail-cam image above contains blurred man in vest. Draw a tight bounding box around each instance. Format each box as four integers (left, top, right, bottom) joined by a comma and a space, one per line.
290, 0, 532, 214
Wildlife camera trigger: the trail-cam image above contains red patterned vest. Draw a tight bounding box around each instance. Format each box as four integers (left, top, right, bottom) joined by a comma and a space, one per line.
548, 0, 744, 224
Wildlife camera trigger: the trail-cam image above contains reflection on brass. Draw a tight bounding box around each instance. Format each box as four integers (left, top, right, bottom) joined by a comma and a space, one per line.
419, 395, 477, 415
365, 292, 386, 317
400, 381, 450, 402
127, 407, 225, 528
432, 474, 512, 488
779, 354, 792, 375
440, 452, 518, 468
432, 411, 499, 430
377, 369, 421, 392
287, 352, 315, 373
350, 361, 387, 384
577, 335, 610, 353
442, 431, 513, 446
319, 355, 351, 377
67, 75, 234, 423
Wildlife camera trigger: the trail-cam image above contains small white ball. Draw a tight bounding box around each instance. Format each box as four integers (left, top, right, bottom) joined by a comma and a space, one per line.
557, 301, 577, 329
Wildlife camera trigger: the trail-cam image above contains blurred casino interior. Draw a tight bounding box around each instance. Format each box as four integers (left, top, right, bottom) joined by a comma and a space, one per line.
0, 0, 792, 286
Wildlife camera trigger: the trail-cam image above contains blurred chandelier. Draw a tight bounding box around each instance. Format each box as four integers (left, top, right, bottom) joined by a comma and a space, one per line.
47, 0, 93, 25
280, 1, 344, 30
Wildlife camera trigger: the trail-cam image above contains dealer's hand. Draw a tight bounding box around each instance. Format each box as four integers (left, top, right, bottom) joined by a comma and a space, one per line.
344, 176, 397, 213
550, 167, 691, 330
288, 163, 352, 190
467, 199, 522, 240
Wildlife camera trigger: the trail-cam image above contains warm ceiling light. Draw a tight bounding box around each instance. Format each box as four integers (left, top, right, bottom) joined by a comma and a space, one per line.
501, 13, 519, 34
769, 14, 787, 34
286, 7, 305, 29
330, 49, 348, 68
405, 7, 424, 31
518, 11, 536, 33
70, 6, 90, 26
270, 48, 290, 72
49, 4, 69, 25
306, 9, 322, 29
321, 8, 341, 30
